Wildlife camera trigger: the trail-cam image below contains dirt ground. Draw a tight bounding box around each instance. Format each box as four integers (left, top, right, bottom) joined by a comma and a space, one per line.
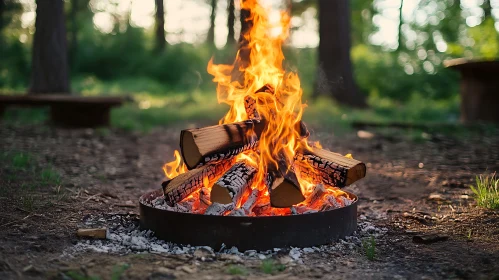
1, 122, 498, 280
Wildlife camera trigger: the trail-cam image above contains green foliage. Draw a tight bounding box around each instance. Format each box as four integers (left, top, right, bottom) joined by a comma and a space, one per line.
260, 259, 286, 274
12, 152, 32, 169
362, 236, 376, 261
40, 167, 62, 185
470, 173, 499, 210
468, 18, 499, 59
227, 265, 248, 276
111, 263, 130, 280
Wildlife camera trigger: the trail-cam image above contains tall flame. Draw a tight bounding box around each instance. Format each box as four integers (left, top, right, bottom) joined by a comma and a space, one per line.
208, 0, 309, 190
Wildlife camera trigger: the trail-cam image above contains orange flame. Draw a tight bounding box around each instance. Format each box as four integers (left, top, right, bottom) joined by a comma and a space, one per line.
162, 150, 187, 179
208, 0, 310, 190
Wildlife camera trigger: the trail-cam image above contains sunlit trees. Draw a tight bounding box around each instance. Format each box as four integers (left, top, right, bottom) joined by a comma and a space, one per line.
29, 0, 70, 94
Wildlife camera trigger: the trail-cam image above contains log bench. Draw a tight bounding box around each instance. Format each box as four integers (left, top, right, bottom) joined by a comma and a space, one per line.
0, 94, 124, 127
445, 58, 499, 123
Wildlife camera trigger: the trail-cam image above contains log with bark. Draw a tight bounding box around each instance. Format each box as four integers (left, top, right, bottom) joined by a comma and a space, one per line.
162, 158, 235, 206
180, 120, 262, 169
294, 148, 366, 188
210, 162, 257, 204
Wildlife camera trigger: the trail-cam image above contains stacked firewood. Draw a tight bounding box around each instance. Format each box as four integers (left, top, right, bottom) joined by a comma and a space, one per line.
160, 85, 366, 216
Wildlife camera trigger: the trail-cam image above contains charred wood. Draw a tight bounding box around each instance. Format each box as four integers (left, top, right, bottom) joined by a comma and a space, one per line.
294, 148, 366, 188
205, 202, 235, 215
162, 158, 235, 206
210, 162, 257, 204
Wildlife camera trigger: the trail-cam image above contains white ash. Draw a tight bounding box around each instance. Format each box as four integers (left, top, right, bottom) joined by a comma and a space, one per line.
66, 213, 387, 263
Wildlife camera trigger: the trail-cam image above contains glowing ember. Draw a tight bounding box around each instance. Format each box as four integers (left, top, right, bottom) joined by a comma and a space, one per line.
161, 0, 363, 216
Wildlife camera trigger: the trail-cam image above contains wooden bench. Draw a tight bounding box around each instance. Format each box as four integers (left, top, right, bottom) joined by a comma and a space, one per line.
0, 94, 124, 127
445, 59, 499, 123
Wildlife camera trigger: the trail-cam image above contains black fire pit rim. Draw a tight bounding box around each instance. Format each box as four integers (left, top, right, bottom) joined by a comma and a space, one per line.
139, 188, 358, 219
139, 189, 358, 250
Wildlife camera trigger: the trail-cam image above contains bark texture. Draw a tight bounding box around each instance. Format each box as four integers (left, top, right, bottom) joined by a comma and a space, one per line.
315, 0, 366, 107
155, 0, 166, 51
29, 0, 70, 94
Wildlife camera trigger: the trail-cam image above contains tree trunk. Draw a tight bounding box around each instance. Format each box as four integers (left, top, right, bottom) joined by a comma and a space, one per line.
226, 0, 235, 46
482, 0, 492, 19
207, 0, 216, 47
155, 0, 166, 51
29, 0, 70, 94
397, 0, 404, 51
314, 0, 366, 108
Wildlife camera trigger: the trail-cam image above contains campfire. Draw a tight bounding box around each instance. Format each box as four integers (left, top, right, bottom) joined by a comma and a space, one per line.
151, 0, 366, 217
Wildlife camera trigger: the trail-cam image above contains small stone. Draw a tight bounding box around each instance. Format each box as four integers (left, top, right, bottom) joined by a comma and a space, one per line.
302, 247, 314, 253
289, 248, 301, 260
228, 246, 240, 254
193, 247, 215, 260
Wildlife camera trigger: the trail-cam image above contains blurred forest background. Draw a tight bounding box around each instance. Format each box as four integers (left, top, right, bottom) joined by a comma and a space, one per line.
1, 0, 499, 130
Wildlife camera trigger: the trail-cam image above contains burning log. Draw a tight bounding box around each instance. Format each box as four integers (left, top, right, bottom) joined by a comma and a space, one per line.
294, 148, 366, 188
244, 85, 309, 138
210, 162, 257, 204
180, 120, 261, 169
199, 187, 211, 208
304, 184, 326, 207
241, 188, 259, 215
266, 160, 305, 208
162, 159, 235, 205
252, 201, 271, 216
205, 202, 235, 215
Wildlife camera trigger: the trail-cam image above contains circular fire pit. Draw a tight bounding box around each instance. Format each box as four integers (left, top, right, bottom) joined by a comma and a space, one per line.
139, 189, 358, 251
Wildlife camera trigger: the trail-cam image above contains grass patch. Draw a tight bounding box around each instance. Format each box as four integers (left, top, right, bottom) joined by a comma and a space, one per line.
40, 167, 62, 185
12, 152, 33, 169
111, 263, 129, 280
362, 236, 376, 261
226, 265, 248, 276
260, 259, 285, 274
470, 173, 499, 210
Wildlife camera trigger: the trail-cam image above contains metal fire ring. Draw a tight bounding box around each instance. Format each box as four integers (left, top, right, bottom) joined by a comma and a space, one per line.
139, 189, 358, 251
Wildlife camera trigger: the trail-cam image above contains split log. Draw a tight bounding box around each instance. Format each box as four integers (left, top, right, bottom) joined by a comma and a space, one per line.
204, 202, 235, 215
266, 159, 305, 208
210, 162, 257, 205
77, 228, 108, 239
294, 148, 366, 188
162, 158, 235, 206
180, 120, 262, 169
241, 188, 259, 215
